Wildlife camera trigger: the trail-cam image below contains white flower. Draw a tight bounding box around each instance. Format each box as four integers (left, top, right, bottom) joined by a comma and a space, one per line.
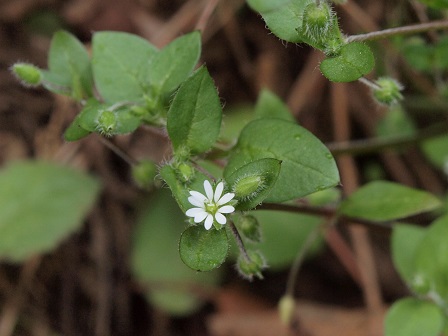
186, 180, 235, 230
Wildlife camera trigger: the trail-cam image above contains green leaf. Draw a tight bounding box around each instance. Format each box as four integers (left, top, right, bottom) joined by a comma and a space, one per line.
131, 189, 221, 316
167, 66, 222, 155
179, 225, 229, 271
414, 215, 448, 302
339, 181, 441, 221
421, 134, 448, 170
44, 30, 93, 99
225, 158, 282, 210
92, 31, 158, 103
320, 42, 375, 82
63, 115, 91, 141
0, 160, 100, 262
254, 89, 295, 122
416, 0, 448, 9
150, 31, 201, 93
385, 298, 444, 336
225, 118, 339, 202
250, 210, 322, 270
247, 0, 291, 12
391, 223, 427, 284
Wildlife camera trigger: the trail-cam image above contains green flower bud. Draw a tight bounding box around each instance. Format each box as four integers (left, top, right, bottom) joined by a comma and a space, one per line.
373, 77, 404, 105
96, 110, 117, 137
278, 295, 296, 326
232, 174, 266, 201
301, 1, 335, 44
132, 160, 157, 189
176, 162, 196, 183
237, 215, 262, 243
236, 250, 267, 281
11, 63, 42, 86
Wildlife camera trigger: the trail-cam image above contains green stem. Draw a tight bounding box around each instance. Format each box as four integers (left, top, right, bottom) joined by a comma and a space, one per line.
346, 20, 448, 43
228, 221, 251, 262
96, 135, 138, 166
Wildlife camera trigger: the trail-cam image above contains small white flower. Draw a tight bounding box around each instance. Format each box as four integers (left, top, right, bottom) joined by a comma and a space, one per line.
186, 180, 235, 230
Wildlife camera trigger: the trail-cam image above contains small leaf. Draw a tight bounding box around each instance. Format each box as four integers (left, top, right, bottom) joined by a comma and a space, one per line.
320, 42, 375, 82
0, 161, 100, 262
131, 189, 221, 315
339, 181, 441, 221
225, 118, 339, 202
92, 32, 158, 103
63, 115, 91, 141
254, 89, 295, 121
150, 31, 201, 93
179, 225, 229, 271
226, 158, 282, 210
391, 223, 427, 284
385, 297, 444, 336
167, 66, 222, 155
247, 0, 291, 12
414, 215, 448, 302
45, 30, 93, 99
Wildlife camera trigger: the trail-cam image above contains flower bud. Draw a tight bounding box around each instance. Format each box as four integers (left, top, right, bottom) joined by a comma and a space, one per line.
233, 175, 265, 201
11, 63, 42, 86
176, 162, 196, 183
236, 250, 267, 281
96, 110, 117, 136
301, 1, 335, 44
278, 295, 296, 326
132, 160, 157, 189
373, 77, 404, 105
237, 215, 262, 243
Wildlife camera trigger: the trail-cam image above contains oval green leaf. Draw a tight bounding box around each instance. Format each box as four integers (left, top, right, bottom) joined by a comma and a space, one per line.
167, 66, 222, 155
0, 160, 100, 262
226, 158, 282, 210
385, 297, 444, 336
339, 181, 441, 221
179, 225, 229, 272
224, 118, 340, 202
320, 42, 375, 82
254, 89, 295, 122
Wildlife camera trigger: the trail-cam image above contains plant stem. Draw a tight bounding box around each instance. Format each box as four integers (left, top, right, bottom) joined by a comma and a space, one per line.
346, 20, 448, 43
96, 135, 138, 167
358, 77, 381, 90
228, 221, 251, 262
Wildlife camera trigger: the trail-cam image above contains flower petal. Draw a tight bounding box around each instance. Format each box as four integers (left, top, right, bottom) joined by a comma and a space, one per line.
204, 214, 214, 230
194, 211, 208, 223
185, 207, 204, 217
214, 182, 224, 202
189, 191, 206, 202
204, 180, 214, 200
188, 196, 205, 208
217, 192, 235, 205
218, 205, 235, 214
215, 212, 227, 225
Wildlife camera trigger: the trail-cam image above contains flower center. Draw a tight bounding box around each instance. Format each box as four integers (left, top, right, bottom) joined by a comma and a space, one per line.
205, 201, 218, 215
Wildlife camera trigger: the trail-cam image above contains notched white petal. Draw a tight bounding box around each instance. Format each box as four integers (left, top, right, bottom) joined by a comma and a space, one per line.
215, 212, 227, 225
214, 182, 224, 202
204, 214, 214, 230
186, 208, 203, 217
218, 205, 235, 214
194, 211, 208, 223
189, 191, 207, 201
204, 180, 214, 200
188, 196, 205, 208
217, 192, 235, 205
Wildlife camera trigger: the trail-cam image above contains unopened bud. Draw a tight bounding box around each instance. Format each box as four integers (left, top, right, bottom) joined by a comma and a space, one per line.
11, 63, 42, 86
233, 175, 265, 201
132, 160, 157, 189
236, 250, 267, 281
373, 77, 404, 105
237, 215, 261, 243
96, 110, 117, 136
278, 295, 296, 326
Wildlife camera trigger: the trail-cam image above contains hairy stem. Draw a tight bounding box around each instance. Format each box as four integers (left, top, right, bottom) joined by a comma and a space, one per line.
228, 221, 251, 262
97, 136, 138, 166
346, 20, 448, 43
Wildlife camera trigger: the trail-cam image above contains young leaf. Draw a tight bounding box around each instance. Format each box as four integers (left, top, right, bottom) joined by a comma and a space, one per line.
92, 32, 158, 103
339, 181, 441, 221
64, 115, 91, 141
254, 89, 295, 121
179, 225, 229, 271
167, 66, 222, 155
149, 31, 201, 93
414, 215, 448, 302
45, 30, 93, 99
320, 42, 375, 82
131, 189, 221, 316
226, 158, 282, 210
421, 134, 448, 170
385, 298, 444, 336
391, 223, 427, 285
0, 160, 100, 262
224, 118, 339, 202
